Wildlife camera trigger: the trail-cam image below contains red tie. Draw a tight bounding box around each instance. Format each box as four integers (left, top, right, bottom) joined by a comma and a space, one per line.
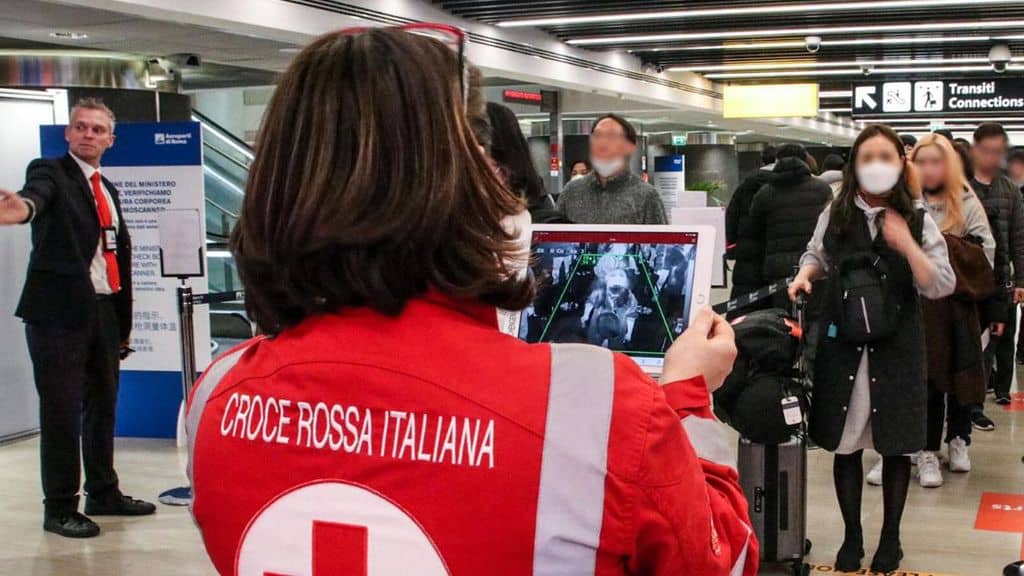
90, 171, 121, 293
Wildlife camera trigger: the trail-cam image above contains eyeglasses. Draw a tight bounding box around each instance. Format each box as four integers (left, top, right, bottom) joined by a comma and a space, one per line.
338, 23, 469, 105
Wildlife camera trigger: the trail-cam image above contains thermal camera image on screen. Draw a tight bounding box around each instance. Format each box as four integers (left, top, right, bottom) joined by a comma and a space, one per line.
519, 231, 698, 368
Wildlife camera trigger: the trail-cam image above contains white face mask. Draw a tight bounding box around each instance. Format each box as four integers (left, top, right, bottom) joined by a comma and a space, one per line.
856, 161, 902, 195
591, 157, 625, 178
571, 173, 586, 181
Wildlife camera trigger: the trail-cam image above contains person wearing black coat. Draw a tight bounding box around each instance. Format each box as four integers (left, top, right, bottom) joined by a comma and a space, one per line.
484, 102, 569, 224
743, 144, 833, 309
725, 146, 775, 307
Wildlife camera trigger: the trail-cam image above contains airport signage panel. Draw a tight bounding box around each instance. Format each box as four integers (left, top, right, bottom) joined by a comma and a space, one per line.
851, 78, 1024, 118
723, 83, 819, 118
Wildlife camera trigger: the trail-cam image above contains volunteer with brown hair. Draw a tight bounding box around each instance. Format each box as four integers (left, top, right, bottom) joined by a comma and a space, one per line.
187, 26, 757, 576
789, 124, 954, 574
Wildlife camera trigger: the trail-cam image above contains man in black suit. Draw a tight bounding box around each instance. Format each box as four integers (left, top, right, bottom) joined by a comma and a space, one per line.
0, 98, 155, 538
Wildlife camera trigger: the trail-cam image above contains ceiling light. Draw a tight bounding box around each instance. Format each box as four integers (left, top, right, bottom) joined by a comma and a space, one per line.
497, 0, 1015, 28
567, 20, 1024, 46
673, 57, 988, 72
49, 31, 88, 40
706, 64, 1019, 79
648, 34, 1024, 52
820, 108, 852, 112
820, 90, 852, 98
874, 116, 1024, 123
278, 47, 301, 54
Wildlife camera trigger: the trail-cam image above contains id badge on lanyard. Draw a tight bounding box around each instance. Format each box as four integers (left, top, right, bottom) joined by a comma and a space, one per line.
102, 227, 117, 253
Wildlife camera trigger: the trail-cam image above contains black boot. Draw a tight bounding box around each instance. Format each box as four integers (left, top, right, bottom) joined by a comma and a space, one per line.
833, 451, 865, 572
870, 537, 904, 573
872, 455, 910, 574
834, 535, 864, 572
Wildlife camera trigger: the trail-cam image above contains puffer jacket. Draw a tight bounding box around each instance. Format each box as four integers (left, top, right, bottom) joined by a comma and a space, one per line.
971, 173, 1024, 323
726, 167, 774, 295
972, 173, 1024, 288
744, 157, 833, 283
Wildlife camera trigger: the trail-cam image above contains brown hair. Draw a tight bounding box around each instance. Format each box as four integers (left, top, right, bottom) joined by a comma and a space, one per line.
231, 28, 532, 334
911, 133, 968, 235
831, 123, 920, 234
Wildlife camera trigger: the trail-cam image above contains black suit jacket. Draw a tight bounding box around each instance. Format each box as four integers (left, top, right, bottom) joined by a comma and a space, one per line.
16, 154, 133, 340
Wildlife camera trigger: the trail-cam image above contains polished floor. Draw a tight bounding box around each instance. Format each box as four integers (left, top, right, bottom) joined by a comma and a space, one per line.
0, 397, 1021, 575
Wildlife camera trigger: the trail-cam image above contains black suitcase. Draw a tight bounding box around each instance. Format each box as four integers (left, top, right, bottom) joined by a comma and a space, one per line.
738, 436, 810, 576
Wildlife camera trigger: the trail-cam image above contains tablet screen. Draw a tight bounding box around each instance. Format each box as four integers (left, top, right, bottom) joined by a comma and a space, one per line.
518, 229, 699, 370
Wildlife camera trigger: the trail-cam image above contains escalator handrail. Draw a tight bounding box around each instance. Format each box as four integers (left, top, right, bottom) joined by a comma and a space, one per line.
206, 196, 239, 220
204, 142, 252, 173
191, 109, 255, 162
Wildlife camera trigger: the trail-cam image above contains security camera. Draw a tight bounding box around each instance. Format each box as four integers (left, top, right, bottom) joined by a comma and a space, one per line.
656, 64, 666, 74
805, 36, 822, 53
169, 53, 202, 68
989, 43, 1012, 73
861, 65, 873, 76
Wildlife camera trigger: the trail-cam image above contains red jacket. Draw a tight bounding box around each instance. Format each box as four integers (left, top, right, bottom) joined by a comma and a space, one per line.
187, 292, 758, 576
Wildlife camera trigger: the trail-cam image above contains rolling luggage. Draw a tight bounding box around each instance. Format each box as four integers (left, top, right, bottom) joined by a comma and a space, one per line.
738, 436, 810, 576
735, 296, 812, 576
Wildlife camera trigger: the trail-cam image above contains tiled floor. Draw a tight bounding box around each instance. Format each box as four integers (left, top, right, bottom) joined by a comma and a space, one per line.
0, 398, 1021, 575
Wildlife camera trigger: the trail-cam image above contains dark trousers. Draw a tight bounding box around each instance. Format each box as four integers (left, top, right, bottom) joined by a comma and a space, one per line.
926, 387, 972, 450
985, 302, 1017, 397
26, 298, 121, 517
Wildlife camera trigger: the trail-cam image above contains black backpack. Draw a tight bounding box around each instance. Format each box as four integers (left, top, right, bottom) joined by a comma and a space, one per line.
834, 253, 898, 343
714, 309, 806, 444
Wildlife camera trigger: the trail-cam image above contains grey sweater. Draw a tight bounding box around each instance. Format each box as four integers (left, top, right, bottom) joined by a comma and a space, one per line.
557, 171, 668, 225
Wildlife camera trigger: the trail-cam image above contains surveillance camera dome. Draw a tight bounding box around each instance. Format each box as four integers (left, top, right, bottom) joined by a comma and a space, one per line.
989, 43, 1012, 73
805, 36, 822, 53
861, 65, 873, 76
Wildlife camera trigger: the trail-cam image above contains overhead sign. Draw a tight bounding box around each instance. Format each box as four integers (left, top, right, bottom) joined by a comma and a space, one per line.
852, 78, 1024, 117
723, 83, 819, 119
502, 89, 543, 105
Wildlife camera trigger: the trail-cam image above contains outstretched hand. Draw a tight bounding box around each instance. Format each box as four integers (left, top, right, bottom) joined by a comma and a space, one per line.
661, 307, 737, 392
0, 189, 29, 225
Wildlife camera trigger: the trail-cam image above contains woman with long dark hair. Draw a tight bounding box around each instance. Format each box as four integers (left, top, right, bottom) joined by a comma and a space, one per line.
789, 124, 955, 573
485, 101, 567, 223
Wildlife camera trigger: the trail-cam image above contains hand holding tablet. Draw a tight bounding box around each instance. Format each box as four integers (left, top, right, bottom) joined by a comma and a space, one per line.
509, 224, 717, 376
660, 307, 736, 392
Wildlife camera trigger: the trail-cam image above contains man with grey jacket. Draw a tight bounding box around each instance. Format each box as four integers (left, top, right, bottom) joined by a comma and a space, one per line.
969, 123, 1024, 430
557, 114, 667, 225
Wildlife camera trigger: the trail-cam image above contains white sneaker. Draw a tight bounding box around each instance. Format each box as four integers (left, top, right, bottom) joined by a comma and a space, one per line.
949, 437, 971, 473
917, 451, 943, 488
866, 458, 883, 486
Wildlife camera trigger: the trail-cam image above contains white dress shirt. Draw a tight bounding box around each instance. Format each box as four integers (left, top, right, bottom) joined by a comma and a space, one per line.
69, 153, 119, 295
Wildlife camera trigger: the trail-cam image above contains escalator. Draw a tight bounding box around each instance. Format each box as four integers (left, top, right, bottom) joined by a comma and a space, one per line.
192, 109, 254, 353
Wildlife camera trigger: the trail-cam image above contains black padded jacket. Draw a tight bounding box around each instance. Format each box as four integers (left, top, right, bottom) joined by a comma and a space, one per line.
971, 174, 1024, 323
744, 157, 833, 283
726, 167, 774, 294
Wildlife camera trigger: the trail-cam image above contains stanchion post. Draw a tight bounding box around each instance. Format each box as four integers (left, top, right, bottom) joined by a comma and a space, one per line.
177, 279, 197, 399
161, 278, 198, 506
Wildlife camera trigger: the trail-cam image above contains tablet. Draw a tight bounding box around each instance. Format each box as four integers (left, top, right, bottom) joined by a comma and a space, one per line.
508, 224, 716, 375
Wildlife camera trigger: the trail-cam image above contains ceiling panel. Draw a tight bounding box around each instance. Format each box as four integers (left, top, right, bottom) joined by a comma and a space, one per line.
434, 0, 1024, 88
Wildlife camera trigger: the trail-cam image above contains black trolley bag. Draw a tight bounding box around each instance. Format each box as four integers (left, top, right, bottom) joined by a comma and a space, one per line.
734, 300, 812, 576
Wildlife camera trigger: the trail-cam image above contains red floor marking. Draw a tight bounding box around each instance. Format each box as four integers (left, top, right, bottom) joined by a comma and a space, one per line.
1003, 392, 1024, 412
976, 493, 1024, 533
